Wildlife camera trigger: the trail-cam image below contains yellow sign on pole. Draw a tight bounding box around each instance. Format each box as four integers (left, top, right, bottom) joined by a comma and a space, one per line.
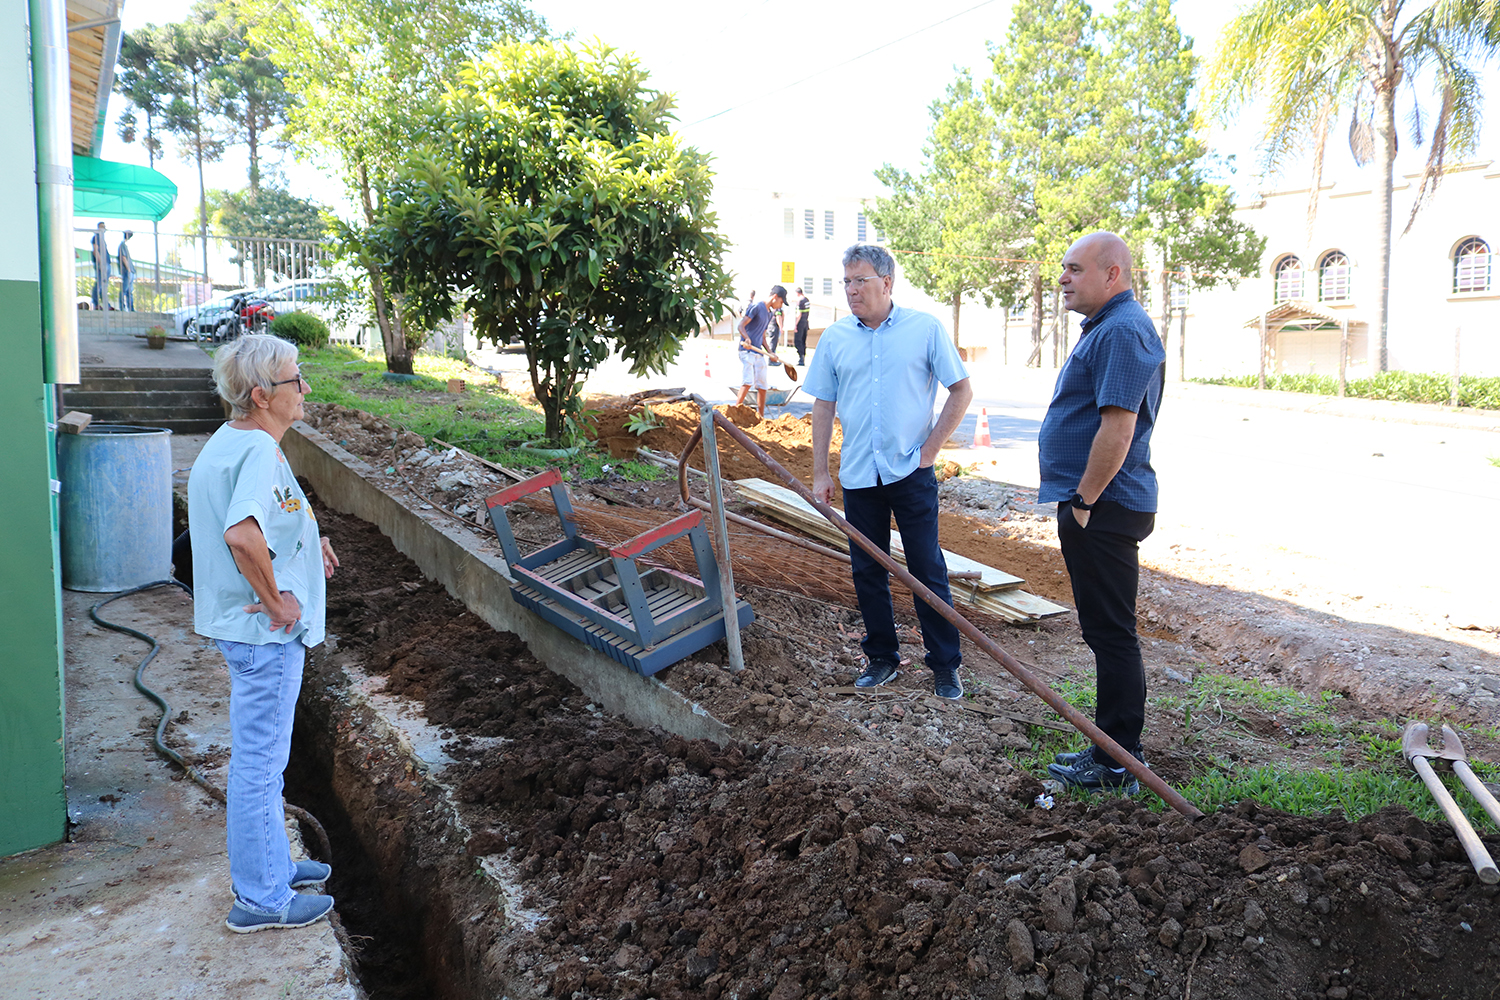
780, 261, 796, 283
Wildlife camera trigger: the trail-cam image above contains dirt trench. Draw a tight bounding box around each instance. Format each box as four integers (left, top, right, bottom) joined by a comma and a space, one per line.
303, 499, 1500, 1000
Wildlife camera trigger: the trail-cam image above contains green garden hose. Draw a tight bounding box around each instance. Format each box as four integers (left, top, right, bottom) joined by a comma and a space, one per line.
88, 580, 333, 860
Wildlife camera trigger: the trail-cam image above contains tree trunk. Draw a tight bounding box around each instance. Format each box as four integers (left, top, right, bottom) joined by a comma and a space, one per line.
950, 290, 961, 351
192, 73, 209, 296
1028, 266, 1043, 368
247, 99, 260, 197
1372, 1, 1398, 373
357, 160, 413, 374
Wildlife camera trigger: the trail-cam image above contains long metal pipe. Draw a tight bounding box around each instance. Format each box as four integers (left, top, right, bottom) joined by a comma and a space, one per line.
30, 0, 78, 385
687, 400, 1202, 818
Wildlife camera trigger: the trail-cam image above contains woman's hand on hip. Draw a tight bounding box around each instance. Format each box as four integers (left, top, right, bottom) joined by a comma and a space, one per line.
245, 590, 301, 632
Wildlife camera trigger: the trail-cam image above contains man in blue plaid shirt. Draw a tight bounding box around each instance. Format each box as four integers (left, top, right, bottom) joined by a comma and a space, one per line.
1038, 232, 1165, 796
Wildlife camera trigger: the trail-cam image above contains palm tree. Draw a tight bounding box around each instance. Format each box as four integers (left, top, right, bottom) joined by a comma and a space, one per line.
1203, 0, 1500, 372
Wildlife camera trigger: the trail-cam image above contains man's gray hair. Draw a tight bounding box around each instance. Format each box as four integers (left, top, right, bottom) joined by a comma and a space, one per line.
214, 333, 299, 419
842, 243, 895, 277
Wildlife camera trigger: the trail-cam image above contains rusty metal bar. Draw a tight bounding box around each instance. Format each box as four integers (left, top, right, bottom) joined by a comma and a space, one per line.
682, 396, 1201, 818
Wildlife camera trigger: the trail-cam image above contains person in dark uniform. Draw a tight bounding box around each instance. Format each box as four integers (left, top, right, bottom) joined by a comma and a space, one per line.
793, 286, 811, 365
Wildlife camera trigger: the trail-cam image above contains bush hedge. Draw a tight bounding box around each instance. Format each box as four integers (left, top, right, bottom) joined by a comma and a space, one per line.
270, 310, 330, 349
1195, 371, 1500, 410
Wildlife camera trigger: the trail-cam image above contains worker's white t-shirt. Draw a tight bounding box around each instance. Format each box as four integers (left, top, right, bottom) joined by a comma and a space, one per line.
187, 425, 325, 647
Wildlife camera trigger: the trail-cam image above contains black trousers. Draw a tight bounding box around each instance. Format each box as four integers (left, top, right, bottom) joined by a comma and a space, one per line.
1056, 500, 1155, 767
794, 322, 808, 362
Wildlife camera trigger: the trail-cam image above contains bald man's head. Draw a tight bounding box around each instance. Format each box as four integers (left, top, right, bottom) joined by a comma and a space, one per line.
1060, 232, 1133, 320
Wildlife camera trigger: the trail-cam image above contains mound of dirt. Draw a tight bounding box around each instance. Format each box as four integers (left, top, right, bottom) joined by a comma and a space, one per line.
314, 501, 1500, 1000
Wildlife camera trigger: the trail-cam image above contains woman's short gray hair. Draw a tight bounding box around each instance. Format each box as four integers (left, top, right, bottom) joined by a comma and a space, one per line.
842, 243, 895, 277
213, 334, 299, 419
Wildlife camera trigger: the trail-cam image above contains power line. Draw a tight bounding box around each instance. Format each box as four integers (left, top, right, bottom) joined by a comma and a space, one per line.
682, 0, 1000, 127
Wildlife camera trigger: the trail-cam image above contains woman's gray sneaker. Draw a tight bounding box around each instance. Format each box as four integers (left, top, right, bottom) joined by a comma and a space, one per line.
290, 859, 332, 888
226, 894, 335, 933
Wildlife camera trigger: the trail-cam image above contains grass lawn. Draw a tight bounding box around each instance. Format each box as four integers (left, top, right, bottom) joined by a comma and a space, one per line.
298, 344, 665, 481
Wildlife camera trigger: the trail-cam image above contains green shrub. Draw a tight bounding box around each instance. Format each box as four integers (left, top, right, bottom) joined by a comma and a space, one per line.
1196, 371, 1500, 409
271, 310, 330, 349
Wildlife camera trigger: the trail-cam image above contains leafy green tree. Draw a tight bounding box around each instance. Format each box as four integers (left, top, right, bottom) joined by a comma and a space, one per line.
245, 0, 548, 374
1095, 0, 1264, 345
115, 30, 179, 168
985, 0, 1103, 365
214, 186, 328, 285
1203, 0, 1500, 372
202, 0, 295, 196
870, 72, 1024, 350
370, 42, 734, 445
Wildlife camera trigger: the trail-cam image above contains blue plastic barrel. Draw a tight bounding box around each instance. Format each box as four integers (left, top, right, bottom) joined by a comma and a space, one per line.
58, 424, 174, 592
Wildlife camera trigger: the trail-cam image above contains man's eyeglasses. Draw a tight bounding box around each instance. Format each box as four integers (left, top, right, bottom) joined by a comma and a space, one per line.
270, 367, 308, 392
842, 275, 885, 289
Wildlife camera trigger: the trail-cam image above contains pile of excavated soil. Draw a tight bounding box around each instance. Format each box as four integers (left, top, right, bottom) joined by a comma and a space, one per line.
314, 502, 1500, 1000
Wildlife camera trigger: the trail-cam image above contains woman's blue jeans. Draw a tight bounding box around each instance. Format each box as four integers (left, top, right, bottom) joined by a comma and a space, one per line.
217, 638, 304, 914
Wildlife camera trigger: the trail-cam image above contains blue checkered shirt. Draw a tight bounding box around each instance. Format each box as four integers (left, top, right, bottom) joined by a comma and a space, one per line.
803, 304, 969, 489
1038, 291, 1165, 511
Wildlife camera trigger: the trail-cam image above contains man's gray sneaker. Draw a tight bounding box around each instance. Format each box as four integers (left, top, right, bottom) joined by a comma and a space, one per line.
932, 664, 963, 700
226, 894, 335, 933
855, 657, 900, 689
1053, 745, 1149, 768
291, 859, 332, 888
1046, 748, 1142, 796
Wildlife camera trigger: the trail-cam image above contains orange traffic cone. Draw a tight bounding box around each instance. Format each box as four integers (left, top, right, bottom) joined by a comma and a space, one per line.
973, 407, 991, 448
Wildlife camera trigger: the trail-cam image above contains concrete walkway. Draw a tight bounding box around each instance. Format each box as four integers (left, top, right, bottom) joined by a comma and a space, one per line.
0, 585, 359, 999
76, 324, 214, 371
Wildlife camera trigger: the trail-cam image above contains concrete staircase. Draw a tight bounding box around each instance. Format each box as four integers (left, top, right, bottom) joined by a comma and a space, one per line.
62, 368, 225, 435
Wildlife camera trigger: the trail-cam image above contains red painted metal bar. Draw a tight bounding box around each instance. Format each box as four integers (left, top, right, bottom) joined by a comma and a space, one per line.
486, 467, 562, 508
608, 509, 705, 559
685, 403, 1202, 818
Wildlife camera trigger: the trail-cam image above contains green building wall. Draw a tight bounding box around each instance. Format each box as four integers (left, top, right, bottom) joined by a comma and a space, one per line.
1, 0, 67, 856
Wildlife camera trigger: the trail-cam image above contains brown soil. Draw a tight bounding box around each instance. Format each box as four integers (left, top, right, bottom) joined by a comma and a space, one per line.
297, 391, 1500, 1000
314, 498, 1500, 1000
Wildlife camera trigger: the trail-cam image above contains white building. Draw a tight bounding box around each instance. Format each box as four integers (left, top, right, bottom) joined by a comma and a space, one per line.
1187, 162, 1500, 379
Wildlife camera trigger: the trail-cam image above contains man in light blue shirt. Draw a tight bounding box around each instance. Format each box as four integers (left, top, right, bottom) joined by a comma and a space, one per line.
806, 244, 973, 698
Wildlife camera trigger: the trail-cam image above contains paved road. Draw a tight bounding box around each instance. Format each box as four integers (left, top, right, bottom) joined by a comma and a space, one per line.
475, 337, 1500, 611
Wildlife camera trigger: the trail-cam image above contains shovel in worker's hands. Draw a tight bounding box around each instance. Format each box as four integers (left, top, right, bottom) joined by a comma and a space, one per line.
1403, 721, 1500, 884
742, 342, 798, 382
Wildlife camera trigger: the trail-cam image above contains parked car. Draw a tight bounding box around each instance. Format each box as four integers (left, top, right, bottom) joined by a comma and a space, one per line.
263, 278, 365, 343
194, 288, 275, 341
176, 287, 256, 338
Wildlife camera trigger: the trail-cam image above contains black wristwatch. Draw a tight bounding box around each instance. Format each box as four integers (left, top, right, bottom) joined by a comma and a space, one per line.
1069, 492, 1095, 511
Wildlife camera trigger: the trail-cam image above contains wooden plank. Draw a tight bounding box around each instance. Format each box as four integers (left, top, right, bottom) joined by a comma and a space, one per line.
733, 478, 1024, 591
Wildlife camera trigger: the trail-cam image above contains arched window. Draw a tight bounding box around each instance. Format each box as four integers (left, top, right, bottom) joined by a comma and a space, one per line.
1454, 237, 1491, 293
1274, 254, 1304, 302
1319, 250, 1351, 302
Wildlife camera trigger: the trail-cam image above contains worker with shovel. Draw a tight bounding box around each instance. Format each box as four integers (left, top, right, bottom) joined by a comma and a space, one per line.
735, 284, 787, 417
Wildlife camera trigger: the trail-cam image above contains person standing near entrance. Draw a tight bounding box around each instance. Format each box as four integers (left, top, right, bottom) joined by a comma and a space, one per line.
117, 231, 136, 311
1039, 231, 1165, 796
806, 244, 972, 700
793, 286, 811, 365
90, 222, 110, 310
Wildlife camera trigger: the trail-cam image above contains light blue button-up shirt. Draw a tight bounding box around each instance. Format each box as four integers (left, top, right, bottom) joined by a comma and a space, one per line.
804, 304, 969, 489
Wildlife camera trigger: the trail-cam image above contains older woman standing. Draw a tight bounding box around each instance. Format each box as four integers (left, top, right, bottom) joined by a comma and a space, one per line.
188, 334, 340, 933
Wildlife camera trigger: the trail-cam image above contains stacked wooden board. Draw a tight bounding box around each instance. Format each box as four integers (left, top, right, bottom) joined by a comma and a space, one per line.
732, 479, 1068, 623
